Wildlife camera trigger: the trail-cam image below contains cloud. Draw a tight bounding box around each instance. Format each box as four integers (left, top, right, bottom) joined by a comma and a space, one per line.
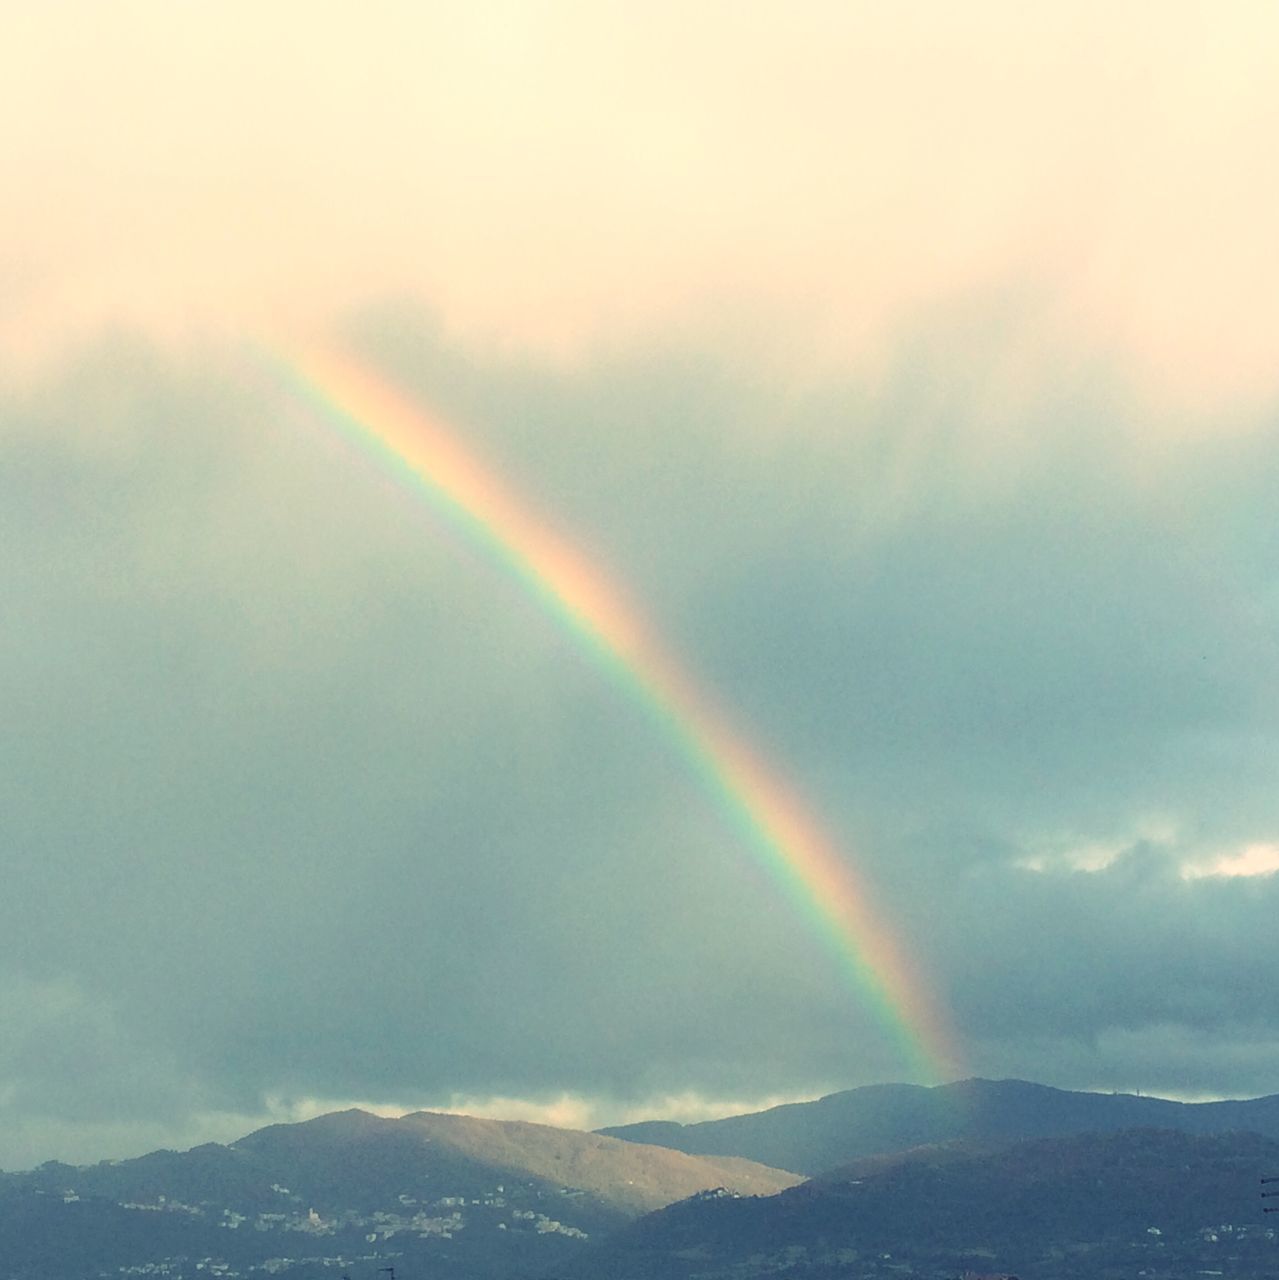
1, 302, 1278, 1167
5, 0, 1279, 1172
1180, 843, 1279, 881
5, 3, 1279, 407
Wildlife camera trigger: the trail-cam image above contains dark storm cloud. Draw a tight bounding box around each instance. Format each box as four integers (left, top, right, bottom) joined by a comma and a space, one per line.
2, 307, 1278, 1168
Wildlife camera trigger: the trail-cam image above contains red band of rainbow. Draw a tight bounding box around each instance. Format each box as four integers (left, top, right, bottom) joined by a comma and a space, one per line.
272, 344, 959, 1084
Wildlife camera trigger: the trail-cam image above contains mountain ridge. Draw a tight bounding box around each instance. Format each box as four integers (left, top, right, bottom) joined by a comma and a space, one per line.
0, 1106, 799, 1280
8, 1080, 1279, 1279
598, 1076, 1279, 1174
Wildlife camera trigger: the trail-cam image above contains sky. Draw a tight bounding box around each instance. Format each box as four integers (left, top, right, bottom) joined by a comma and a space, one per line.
3, 1, 1279, 1171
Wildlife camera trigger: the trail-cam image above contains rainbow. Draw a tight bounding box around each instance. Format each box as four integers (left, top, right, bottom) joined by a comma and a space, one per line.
271, 345, 958, 1083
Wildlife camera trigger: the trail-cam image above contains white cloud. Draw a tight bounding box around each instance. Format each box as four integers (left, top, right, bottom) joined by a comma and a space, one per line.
5, 3, 1279, 409
1181, 842, 1279, 881
433, 1089, 819, 1132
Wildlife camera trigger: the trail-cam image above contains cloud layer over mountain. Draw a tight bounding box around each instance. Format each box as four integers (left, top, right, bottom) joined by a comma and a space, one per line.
2, 1, 1279, 1169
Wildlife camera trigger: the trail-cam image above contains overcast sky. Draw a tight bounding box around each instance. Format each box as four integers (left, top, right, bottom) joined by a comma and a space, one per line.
3, 1, 1279, 1171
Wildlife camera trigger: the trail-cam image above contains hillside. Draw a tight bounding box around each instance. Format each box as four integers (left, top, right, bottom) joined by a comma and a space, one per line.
10, 1083, 1279, 1280
227, 1107, 796, 1215
574, 1127, 1279, 1280
600, 1076, 1279, 1174
0, 1108, 798, 1280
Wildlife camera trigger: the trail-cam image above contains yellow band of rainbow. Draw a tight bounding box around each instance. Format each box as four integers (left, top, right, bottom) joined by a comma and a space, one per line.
271, 345, 959, 1084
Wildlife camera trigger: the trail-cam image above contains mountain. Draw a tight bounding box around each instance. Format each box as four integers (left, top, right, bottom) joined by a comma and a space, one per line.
11, 1083, 1279, 1280
0, 1108, 798, 1280
229, 1108, 798, 1215
574, 1127, 1279, 1280
599, 1076, 1279, 1174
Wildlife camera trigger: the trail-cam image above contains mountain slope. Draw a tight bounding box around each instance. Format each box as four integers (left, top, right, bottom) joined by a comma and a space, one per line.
0, 1108, 798, 1280
229, 1107, 799, 1214
599, 1076, 1279, 1174
576, 1127, 1279, 1280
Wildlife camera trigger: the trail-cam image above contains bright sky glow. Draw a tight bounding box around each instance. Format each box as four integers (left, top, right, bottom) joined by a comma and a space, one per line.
2, 0, 1279, 1172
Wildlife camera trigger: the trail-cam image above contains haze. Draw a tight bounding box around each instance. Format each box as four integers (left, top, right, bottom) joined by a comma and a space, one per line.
2, 1, 1278, 1171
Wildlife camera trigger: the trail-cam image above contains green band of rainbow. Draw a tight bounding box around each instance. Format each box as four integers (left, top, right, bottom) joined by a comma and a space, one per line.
271, 345, 958, 1083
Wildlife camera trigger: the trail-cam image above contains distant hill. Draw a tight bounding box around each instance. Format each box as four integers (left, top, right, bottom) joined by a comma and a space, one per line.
230, 1107, 798, 1215
11, 1085, 1279, 1280
599, 1077, 1279, 1174
573, 1127, 1279, 1280
0, 1108, 798, 1280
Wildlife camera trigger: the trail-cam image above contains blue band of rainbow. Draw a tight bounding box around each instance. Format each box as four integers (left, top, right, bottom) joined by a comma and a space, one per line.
270, 344, 958, 1084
